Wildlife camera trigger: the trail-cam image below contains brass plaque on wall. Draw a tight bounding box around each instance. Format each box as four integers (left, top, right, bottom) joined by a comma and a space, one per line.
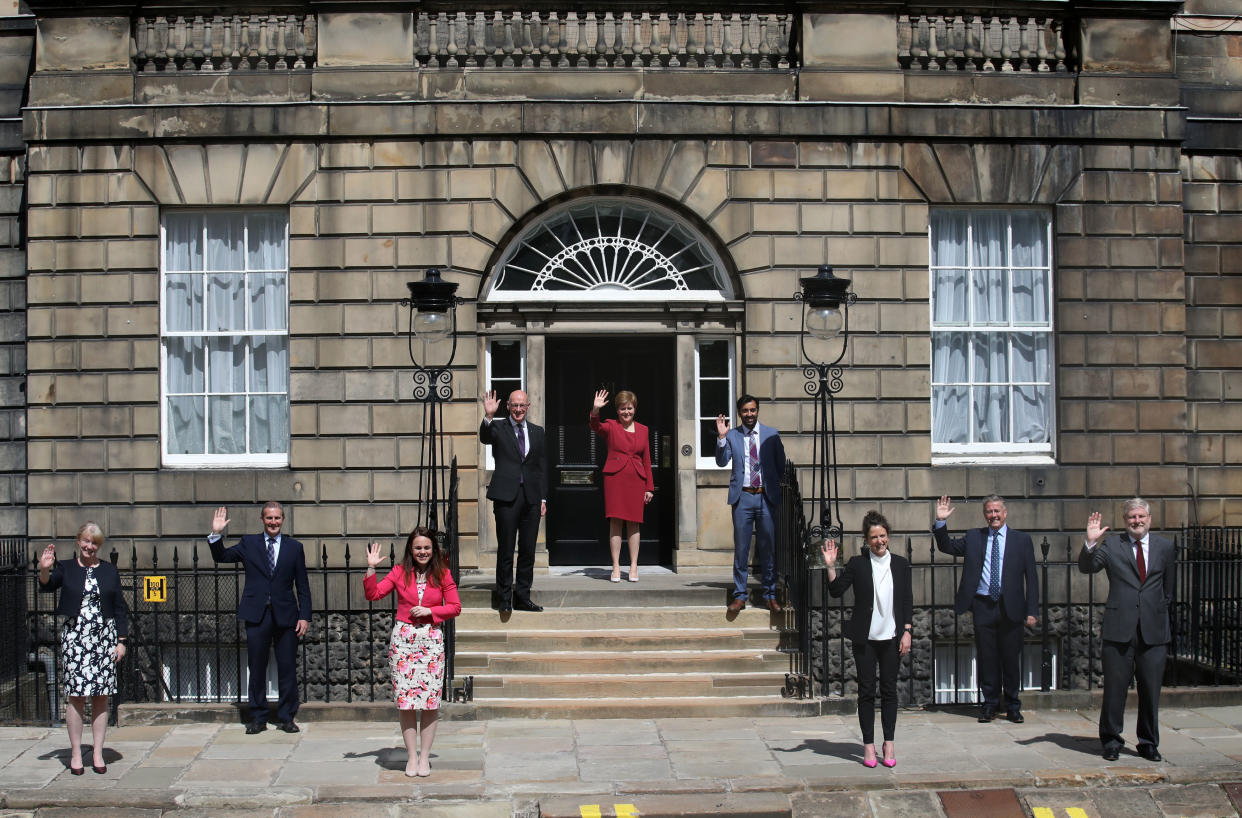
560, 470, 595, 485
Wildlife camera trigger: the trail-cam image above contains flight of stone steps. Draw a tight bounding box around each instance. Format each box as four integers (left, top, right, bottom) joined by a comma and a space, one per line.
451, 575, 822, 719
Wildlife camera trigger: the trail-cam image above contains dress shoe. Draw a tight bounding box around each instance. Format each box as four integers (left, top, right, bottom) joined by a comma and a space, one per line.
277, 721, 300, 734
499, 606, 512, 614
245, 722, 267, 734
977, 707, 995, 723
1006, 710, 1024, 724
727, 598, 746, 613
765, 599, 782, 613
1102, 747, 1120, 761
862, 757, 878, 768
1137, 744, 1162, 762
69, 766, 84, 776
514, 600, 543, 612
92, 764, 107, 774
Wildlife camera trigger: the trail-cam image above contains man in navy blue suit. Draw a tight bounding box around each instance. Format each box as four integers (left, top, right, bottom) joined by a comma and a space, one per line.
933, 495, 1038, 723
209, 502, 311, 734
716, 394, 786, 613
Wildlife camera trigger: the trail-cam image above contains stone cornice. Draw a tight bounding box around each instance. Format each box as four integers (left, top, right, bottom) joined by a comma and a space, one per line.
23, 99, 1186, 144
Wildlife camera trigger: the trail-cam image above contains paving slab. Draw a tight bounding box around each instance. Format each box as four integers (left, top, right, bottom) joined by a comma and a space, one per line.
938, 788, 1025, 818
872, 790, 946, 818
1149, 782, 1240, 817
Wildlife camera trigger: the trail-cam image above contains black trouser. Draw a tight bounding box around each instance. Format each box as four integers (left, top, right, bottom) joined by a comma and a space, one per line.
245, 605, 299, 724
854, 637, 899, 744
493, 496, 541, 605
1100, 633, 1166, 752
971, 595, 1024, 713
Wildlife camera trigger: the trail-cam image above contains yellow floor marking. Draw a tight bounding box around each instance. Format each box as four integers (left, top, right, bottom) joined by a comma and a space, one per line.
580, 806, 602, 818
1066, 810, 1089, 818
616, 805, 640, 817
1032, 809, 1056, 818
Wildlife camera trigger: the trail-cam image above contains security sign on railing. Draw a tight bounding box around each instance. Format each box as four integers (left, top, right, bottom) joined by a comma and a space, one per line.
143, 576, 167, 603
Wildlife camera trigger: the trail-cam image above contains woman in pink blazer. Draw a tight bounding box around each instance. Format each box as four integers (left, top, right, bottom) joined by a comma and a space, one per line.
364, 526, 461, 777
590, 389, 654, 582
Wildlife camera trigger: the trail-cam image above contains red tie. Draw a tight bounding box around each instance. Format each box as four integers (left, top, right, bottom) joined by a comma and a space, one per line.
1134, 539, 1147, 584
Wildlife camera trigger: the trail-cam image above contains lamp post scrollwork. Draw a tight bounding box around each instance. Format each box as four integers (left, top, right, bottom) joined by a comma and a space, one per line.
796, 265, 857, 568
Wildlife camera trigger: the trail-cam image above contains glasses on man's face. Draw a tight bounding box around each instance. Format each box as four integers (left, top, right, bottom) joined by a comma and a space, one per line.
508, 402, 529, 408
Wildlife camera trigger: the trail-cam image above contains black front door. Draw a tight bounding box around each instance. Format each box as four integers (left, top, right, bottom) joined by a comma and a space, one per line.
545, 337, 675, 566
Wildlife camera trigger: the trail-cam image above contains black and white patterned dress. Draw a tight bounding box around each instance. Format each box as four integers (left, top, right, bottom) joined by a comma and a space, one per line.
61, 567, 118, 697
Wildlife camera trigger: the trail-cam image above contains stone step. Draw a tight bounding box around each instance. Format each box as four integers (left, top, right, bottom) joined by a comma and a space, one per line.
470, 671, 787, 699
456, 606, 784, 630
457, 627, 780, 652
455, 648, 791, 674
460, 695, 831, 720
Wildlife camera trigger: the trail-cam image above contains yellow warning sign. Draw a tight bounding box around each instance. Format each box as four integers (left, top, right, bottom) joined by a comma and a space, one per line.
143, 576, 167, 603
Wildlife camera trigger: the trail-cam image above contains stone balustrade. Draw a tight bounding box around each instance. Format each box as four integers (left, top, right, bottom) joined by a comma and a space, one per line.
898, 13, 1071, 72
133, 14, 317, 71
413, 11, 793, 69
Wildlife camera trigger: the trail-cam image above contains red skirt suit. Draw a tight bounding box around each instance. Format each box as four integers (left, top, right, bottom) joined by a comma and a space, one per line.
590, 415, 655, 523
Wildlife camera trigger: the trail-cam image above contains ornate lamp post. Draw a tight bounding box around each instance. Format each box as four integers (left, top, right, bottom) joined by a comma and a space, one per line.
402, 268, 463, 532
797, 265, 857, 563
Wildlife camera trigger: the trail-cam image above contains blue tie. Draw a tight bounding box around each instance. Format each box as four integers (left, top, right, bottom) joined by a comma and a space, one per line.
988, 530, 1001, 600
267, 536, 277, 574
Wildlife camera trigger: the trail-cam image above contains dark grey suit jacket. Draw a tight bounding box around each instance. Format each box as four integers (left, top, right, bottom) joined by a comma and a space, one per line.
480, 417, 546, 505
1078, 533, 1175, 645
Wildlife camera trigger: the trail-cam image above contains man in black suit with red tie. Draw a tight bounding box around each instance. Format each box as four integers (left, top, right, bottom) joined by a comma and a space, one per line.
933, 494, 1038, 724
209, 502, 311, 734
480, 389, 547, 613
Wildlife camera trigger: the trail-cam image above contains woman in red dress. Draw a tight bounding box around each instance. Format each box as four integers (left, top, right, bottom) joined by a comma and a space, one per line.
590, 389, 654, 582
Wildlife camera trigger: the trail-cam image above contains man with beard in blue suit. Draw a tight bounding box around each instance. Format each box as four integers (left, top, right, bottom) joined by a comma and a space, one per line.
717, 394, 787, 613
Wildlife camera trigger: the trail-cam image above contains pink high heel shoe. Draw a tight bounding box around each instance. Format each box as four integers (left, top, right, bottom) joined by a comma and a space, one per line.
862, 744, 878, 768
881, 742, 896, 767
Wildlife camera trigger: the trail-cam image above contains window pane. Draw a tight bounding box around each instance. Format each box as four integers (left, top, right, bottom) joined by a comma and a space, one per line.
246, 213, 286, 271
699, 380, 730, 418
207, 274, 245, 331
697, 340, 729, 377
208, 395, 247, 454
972, 268, 1008, 325
932, 386, 968, 443
249, 337, 288, 393
971, 212, 1007, 268
164, 213, 202, 272
208, 337, 246, 393
972, 385, 1009, 443
1011, 211, 1045, 268
1012, 268, 1049, 325
490, 379, 521, 404
932, 269, 967, 325
700, 419, 719, 459
1011, 333, 1049, 383
490, 340, 522, 379
930, 211, 967, 266
205, 212, 244, 270
250, 395, 289, 454
164, 274, 203, 332
167, 396, 205, 454
972, 333, 1008, 383
165, 337, 204, 393
932, 332, 968, 384
1013, 385, 1050, 444
248, 273, 287, 331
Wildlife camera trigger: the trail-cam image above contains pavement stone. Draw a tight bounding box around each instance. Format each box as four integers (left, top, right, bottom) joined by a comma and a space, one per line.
1149, 782, 1240, 817
871, 790, 945, 818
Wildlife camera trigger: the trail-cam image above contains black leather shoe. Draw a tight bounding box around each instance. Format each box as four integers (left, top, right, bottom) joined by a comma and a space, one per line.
277, 721, 300, 734
1102, 747, 1120, 761
514, 600, 543, 612
978, 707, 995, 723
1006, 711, 1024, 724
245, 722, 267, 734
1137, 744, 1162, 762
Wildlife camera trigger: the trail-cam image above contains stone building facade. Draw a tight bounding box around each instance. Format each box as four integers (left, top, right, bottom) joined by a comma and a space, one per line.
11, 0, 1241, 580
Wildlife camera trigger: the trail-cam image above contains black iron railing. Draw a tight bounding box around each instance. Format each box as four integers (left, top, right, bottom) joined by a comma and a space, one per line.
4, 463, 467, 725
771, 492, 1242, 704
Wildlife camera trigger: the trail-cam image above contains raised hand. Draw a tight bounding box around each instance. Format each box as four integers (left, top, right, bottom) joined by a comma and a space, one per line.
820, 538, 838, 568
482, 390, 500, 419
592, 389, 609, 412
39, 543, 56, 570
1086, 511, 1109, 547
935, 495, 955, 522
366, 542, 386, 569
211, 506, 229, 535
715, 414, 730, 439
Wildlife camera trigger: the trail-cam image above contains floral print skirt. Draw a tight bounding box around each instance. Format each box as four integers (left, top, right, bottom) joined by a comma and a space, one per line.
388, 621, 444, 710
60, 617, 118, 697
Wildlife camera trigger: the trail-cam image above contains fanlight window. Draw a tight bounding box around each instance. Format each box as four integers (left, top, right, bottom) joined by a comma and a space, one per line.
487, 198, 731, 301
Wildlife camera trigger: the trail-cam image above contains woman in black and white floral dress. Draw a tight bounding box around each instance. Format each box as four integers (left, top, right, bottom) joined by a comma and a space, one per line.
38, 522, 129, 776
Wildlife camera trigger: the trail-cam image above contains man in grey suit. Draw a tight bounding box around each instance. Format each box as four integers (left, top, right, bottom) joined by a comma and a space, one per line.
1079, 498, 1175, 762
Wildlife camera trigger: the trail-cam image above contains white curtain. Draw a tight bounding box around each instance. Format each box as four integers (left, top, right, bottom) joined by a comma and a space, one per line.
163, 212, 288, 457
932, 210, 1051, 447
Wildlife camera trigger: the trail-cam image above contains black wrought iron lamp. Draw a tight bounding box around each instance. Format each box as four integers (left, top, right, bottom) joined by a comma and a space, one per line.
797, 265, 857, 565
402, 267, 463, 531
